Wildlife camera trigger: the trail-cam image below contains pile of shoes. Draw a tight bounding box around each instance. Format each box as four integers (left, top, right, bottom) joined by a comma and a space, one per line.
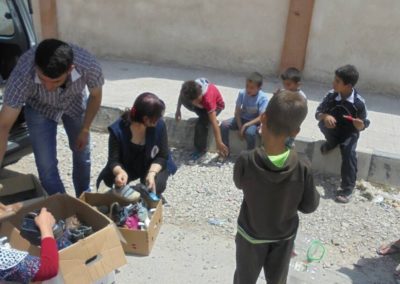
106, 183, 160, 203
96, 200, 156, 231
20, 212, 93, 250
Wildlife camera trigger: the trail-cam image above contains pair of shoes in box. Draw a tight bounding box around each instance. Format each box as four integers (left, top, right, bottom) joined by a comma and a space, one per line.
110, 184, 160, 203
20, 211, 93, 247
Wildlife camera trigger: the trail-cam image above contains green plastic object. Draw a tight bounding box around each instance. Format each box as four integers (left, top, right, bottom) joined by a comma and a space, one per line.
306, 240, 326, 263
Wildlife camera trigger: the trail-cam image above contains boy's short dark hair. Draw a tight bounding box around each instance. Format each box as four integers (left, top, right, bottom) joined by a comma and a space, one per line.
35, 39, 73, 79
246, 72, 263, 87
280, 67, 301, 83
180, 80, 202, 101
335, 65, 359, 86
265, 90, 308, 136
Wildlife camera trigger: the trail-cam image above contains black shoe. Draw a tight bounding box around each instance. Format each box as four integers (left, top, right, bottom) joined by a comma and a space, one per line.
20, 210, 65, 246
134, 184, 160, 202
320, 142, 335, 155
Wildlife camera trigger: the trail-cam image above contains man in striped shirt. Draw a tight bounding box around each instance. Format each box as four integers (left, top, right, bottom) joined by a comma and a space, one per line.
0, 39, 104, 196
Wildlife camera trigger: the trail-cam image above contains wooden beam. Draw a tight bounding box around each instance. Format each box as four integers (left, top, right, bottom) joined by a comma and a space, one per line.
279, 0, 315, 73
38, 0, 58, 39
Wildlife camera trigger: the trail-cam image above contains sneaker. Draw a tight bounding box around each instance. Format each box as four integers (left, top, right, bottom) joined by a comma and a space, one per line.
189, 151, 206, 163
110, 202, 128, 226
335, 188, 353, 204
134, 184, 160, 202
111, 185, 141, 202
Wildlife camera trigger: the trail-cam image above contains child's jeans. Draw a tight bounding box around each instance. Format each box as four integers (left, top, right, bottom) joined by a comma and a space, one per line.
319, 121, 359, 194
234, 233, 294, 284
220, 118, 258, 151
181, 101, 222, 152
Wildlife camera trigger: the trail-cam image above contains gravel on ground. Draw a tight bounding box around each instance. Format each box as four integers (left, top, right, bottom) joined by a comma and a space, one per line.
7, 129, 400, 284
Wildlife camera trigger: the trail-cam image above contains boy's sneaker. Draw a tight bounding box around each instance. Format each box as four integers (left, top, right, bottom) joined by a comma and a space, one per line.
189, 151, 206, 164
335, 188, 353, 204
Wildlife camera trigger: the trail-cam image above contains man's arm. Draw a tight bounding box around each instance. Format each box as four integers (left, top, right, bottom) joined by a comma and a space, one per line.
75, 87, 102, 150
0, 105, 22, 166
208, 111, 228, 156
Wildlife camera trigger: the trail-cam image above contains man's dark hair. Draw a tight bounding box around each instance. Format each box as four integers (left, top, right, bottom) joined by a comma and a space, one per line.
335, 65, 359, 86
35, 39, 73, 78
265, 90, 308, 136
246, 72, 263, 87
123, 92, 165, 124
180, 80, 202, 101
280, 67, 302, 83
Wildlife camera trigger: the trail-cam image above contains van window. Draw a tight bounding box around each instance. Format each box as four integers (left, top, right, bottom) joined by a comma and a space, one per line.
0, 0, 15, 36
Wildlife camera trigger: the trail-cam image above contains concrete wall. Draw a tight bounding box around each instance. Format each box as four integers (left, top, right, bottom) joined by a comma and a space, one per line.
55, 0, 289, 75
304, 0, 400, 94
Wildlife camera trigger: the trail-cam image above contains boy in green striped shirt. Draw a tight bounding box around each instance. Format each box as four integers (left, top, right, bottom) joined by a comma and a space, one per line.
233, 90, 320, 284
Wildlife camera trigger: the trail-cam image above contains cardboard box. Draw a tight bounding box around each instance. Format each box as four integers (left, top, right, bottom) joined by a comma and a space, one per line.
0, 169, 47, 206
0, 194, 127, 284
80, 192, 163, 256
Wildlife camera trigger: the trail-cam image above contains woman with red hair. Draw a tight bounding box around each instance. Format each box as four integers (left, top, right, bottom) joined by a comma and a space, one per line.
97, 93, 176, 197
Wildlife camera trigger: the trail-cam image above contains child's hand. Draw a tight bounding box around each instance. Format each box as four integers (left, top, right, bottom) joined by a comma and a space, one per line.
240, 124, 249, 138
175, 110, 181, 122
217, 142, 229, 157
352, 118, 365, 131
323, 115, 336, 129
115, 170, 128, 188
35, 208, 56, 239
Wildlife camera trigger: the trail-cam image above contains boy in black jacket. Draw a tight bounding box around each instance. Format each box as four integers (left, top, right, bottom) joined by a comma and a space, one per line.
233, 90, 320, 284
316, 65, 370, 203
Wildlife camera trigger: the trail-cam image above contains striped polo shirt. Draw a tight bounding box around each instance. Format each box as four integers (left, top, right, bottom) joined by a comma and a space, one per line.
3, 44, 104, 122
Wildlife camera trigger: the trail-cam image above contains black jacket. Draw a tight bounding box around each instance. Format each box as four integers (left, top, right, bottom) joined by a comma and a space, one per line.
234, 148, 320, 240
315, 89, 370, 134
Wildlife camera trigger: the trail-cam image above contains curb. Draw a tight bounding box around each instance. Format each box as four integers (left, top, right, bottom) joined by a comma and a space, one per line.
93, 106, 399, 188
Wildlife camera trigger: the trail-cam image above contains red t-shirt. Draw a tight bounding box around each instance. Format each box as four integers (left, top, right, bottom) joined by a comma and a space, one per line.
201, 84, 225, 113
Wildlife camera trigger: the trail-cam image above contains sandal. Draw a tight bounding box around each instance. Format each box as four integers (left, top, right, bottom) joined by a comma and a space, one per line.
377, 241, 400, 256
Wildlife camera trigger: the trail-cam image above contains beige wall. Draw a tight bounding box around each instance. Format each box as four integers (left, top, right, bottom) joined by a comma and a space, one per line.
55, 0, 290, 75
304, 0, 400, 94
32, 0, 42, 40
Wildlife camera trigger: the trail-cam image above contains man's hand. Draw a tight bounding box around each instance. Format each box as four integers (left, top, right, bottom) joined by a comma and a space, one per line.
115, 170, 128, 188
75, 129, 89, 151
146, 172, 156, 193
217, 142, 229, 157
352, 118, 365, 131
175, 109, 181, 122
323, 115, 337, 129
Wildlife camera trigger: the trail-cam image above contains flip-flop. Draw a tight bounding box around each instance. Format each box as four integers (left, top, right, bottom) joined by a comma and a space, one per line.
377, 241, 400, 256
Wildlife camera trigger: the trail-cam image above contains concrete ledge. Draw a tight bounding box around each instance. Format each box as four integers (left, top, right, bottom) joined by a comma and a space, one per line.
93, 106, 400, 188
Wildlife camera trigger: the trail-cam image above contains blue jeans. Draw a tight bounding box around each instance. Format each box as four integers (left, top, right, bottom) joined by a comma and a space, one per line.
220, 117, 258, 150
25, 105, 91, 196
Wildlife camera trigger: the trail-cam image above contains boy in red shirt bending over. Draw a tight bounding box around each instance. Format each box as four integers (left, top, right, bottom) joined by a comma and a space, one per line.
175, 78, 228, 161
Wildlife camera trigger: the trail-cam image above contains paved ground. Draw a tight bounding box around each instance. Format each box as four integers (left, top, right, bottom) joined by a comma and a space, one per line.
100, 59, 400, 155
